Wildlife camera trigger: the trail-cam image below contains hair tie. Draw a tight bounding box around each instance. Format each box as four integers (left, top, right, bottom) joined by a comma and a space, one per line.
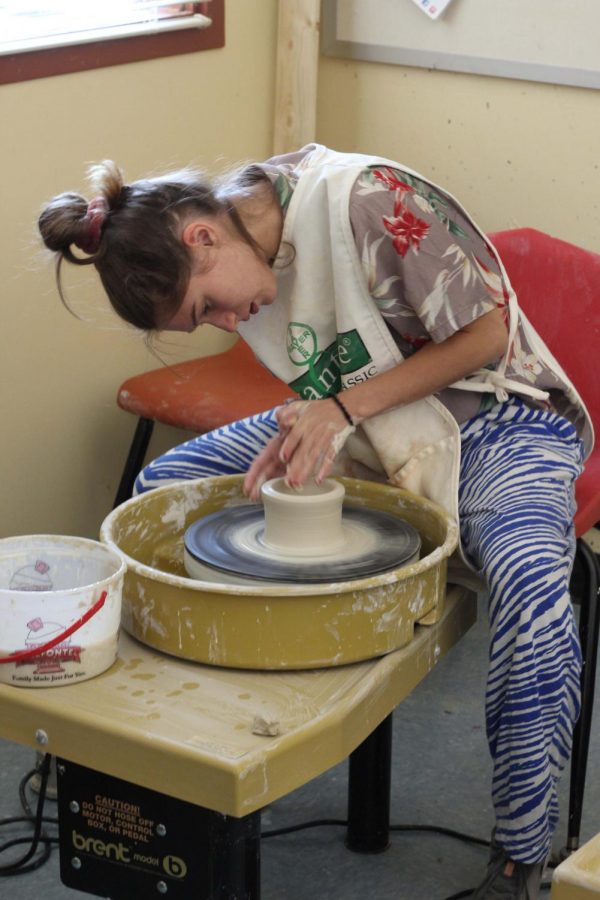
76, 196, 108, 254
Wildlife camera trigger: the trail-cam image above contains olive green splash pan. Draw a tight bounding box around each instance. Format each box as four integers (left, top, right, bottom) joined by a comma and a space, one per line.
100, 476, 458, 670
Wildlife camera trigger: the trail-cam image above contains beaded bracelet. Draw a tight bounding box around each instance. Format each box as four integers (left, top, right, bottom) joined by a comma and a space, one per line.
330, 394, 355, 427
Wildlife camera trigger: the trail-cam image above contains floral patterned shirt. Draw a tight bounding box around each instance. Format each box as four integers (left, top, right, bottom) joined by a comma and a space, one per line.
260, 145, 572, 425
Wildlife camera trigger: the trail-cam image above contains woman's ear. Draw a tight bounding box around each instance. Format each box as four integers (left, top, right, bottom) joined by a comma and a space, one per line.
181, 220, 216, 249
181, 220, 220, 272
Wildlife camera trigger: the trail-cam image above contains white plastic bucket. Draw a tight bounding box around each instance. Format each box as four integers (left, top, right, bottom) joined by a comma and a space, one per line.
0, 535, 125, 688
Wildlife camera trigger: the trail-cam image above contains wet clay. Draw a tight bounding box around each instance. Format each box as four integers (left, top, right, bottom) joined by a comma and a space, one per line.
261, 478, 347, 558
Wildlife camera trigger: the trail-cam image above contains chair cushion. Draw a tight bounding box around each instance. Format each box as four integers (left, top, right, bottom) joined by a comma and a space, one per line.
117, 339, 294, 433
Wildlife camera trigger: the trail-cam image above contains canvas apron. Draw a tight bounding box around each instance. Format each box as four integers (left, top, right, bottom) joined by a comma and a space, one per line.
238, 146, 594, 567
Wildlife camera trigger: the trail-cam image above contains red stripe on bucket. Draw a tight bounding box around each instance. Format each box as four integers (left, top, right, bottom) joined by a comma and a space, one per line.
0, 591, 108, 665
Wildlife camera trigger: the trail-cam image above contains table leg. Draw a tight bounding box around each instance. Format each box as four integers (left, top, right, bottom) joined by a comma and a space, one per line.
210, 810, 261, 899
346, 713, 392, 853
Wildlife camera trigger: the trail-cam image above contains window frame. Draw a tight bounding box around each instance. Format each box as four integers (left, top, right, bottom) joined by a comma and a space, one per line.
0, 0, 224, 86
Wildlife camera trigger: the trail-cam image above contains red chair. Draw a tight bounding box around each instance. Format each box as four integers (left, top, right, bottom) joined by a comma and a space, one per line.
114, 338, 294, 506
489, 228, 600, 854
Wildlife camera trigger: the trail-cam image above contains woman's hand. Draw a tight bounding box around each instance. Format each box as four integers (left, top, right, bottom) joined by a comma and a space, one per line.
243, 399, 356, 498
275, 399, 355, 488
243, 432, 288, 500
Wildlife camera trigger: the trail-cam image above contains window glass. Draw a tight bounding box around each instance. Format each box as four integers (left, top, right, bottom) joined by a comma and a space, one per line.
0, 0, 224, 84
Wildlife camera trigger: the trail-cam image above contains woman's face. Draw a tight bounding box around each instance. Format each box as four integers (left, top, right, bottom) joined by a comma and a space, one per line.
164, 218, 277, 334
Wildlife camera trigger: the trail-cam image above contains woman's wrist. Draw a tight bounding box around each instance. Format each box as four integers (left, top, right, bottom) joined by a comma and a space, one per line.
330, 393, 358, 427
330, 393, 362, 427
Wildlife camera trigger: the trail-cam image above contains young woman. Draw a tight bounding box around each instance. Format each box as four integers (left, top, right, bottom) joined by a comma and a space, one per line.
39, 144, 593, 900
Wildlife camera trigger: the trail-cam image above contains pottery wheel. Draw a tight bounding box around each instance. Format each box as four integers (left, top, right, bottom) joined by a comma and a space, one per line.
184, 503, 421, 584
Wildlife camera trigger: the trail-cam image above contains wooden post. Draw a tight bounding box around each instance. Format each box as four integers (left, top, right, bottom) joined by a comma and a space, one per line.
273, 0, 321, 155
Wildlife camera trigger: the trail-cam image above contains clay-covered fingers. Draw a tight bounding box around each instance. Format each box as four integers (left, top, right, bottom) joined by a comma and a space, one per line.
275, 399, 307, 431
280, 421, 341, 488
245, 400, 356, 496
243, 434, 287, 500
315, 440, 340, 484
278, 400, 354, 488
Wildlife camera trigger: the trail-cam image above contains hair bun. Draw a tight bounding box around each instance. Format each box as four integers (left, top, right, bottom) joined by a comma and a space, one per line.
38, 191, 87, 257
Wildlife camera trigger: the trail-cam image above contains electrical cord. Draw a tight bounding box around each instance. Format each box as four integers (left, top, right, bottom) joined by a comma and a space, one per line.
391, 823, 489, 848
262, 817, 556, 899
18, 766, 58, 825
262, 819, 488, 846
262, 817, 347, 838
442, 892, 473, 900
262, 816, 486, 899
0, 754, 59, 877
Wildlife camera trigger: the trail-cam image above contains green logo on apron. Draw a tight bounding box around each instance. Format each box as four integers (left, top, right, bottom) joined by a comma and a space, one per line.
286, 325, 372, 399
287, 322, 318, 367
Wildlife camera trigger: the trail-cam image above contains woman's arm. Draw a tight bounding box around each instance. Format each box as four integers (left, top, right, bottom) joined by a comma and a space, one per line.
332, 305, 507, 423
244, 306, 507, 496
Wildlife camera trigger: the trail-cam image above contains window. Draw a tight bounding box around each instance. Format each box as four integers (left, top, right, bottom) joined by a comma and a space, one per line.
0, 0, 224, 85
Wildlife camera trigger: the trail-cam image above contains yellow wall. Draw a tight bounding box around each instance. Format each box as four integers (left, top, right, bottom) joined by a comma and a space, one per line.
317, 57, 600, 253
0, 1, 278, 539
2, 7, 599, 540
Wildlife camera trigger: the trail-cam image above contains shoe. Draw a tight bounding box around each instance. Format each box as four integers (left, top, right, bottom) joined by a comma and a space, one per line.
471, 837, 543, 899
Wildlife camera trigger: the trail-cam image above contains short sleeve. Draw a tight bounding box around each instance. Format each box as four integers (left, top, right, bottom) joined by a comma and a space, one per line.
349, 166, 509, 349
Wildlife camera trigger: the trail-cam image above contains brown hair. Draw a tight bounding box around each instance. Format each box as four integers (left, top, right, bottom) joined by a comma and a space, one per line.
38, 160, 274, 330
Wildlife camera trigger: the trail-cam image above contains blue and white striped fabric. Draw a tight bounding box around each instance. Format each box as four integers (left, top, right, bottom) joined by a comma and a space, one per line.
458, 397, 584, 864
133, 407, 279, 492
134, 396, 584, 865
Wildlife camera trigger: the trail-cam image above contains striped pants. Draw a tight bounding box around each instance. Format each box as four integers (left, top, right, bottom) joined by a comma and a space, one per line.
135, 397, 584, 864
